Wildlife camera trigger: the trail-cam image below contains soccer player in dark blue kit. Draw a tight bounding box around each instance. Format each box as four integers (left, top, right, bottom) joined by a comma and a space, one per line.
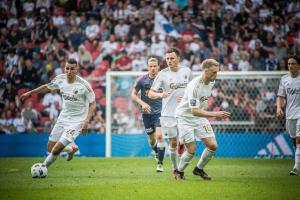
131, 56, 165, 172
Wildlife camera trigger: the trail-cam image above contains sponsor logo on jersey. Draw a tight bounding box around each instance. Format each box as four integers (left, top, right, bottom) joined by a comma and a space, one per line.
287, 88, 300, 95
170, 82, 188, 89
62, 93, 79, 101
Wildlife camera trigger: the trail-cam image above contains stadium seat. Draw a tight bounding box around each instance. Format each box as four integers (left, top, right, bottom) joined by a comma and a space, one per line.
34, 104, 44, 112
113, 97, 127, 112
80, 69, 89, 77
99, 97, 106, 106
94, 88, 103, 99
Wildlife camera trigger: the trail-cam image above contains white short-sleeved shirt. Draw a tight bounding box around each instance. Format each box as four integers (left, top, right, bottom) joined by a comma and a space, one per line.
151, 66, 193, 117
47, 74, 95, 123
277, 74, 300, 119
176, 75, 215, 126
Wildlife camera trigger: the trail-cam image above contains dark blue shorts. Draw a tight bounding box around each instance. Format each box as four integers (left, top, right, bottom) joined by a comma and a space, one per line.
142, 113, 161, 135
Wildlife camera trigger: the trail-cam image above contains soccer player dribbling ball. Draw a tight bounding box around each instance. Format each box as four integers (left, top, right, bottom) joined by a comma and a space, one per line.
175, 59, 230, 180
20, 59, 96, 172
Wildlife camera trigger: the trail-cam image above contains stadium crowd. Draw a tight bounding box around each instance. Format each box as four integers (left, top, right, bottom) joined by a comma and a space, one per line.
0, 0, 299, 134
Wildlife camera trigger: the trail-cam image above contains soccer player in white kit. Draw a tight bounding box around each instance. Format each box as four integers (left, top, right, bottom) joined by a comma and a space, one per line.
175, 59, 230, 180
276, 55, 300, 175
20, 59, 96, 169
148, 48, 193, 176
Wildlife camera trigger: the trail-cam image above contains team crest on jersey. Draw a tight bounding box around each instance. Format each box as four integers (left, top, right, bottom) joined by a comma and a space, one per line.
73, 89, 78, 94
190, 99, 196, 106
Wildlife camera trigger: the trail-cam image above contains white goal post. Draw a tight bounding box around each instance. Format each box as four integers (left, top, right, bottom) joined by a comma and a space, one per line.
105, 71, 287, 158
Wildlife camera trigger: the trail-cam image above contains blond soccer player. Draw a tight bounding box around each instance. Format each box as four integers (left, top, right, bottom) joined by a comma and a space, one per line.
175, 59, 230, 180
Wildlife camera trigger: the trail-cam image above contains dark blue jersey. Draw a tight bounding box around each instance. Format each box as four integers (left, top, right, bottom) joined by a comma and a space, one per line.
134, 74, 162, 114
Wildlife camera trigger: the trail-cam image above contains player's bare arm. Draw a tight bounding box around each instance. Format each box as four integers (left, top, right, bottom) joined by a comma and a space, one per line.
131, 88, 151, 113
276, 96, 285, 118
148, 90, 169, 99
191, 108, 231, 119
82, 100, 96, 134
20, 84, 50, 101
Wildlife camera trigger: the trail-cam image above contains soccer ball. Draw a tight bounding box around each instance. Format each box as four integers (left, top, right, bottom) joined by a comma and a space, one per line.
31, 163, 48, 178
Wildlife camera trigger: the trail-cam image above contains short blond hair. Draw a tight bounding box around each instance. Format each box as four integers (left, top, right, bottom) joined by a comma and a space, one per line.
201, 59, 219, 69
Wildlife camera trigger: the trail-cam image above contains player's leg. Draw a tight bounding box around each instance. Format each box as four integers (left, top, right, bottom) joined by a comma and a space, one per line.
148, 131, 158, 160
176, 122, 195, 180
169, 136, 178, 175
161, 117, 178, 175
193, 137, 217, 180
176, 141, 196, 180
63, 142, 79, 161
155, 127, 165, 172
43, 122, 64, 167
47, 141, 56, 153
153, 113, 165, 172
143, 114, 158, 159
286, 119, 297, 149
43, 141, 67, 167
290, 120, 300, 175
44, 123, 82, 167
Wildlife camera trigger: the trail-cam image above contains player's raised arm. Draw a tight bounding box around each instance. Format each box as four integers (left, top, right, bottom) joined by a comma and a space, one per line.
19, 84, 50, 102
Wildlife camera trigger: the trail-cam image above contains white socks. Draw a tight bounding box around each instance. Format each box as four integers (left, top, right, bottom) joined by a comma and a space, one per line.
43, 153, 57, 167
294, 144, 300, 170
62, 145, 73, 153
169, 147, 178, 170
197, 148, 215, 170
178, 151, 194, 172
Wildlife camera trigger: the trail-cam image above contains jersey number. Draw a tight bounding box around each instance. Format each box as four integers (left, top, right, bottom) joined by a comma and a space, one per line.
203, 125, 212, 134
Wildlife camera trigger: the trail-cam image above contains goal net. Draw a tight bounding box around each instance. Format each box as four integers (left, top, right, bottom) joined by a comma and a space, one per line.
105, 71, 293, 158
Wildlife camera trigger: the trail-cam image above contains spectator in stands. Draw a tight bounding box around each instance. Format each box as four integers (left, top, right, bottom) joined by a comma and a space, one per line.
111, 50, 132, 71
265, 52, 278, 71
42, 89, 62, 116
85, 17, 100, 42
250, 50, 265, 71
68, 26, 84, 50
78, 44, 93, 73
114, 18, 129, 39
12, 111, 26, 134
21, 101, 39, 127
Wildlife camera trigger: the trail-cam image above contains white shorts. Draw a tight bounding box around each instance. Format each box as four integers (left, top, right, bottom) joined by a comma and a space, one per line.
286, 119, 300, 138
160, 116, 178, 139
177, 118, 215, 144
49, 120, 83, 145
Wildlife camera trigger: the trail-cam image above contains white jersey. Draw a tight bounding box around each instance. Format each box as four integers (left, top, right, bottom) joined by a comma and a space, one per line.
47, 74, 95, 123
151, 66, 193, 117
176, 75, 215, 126
277, 73, 300, 119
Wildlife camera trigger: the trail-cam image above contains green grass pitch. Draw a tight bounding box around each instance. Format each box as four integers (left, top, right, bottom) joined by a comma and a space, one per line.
0, 157, 299, 200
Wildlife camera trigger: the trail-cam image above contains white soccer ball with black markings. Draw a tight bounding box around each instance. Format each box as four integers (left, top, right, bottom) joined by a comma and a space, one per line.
31, 163, 48, 178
